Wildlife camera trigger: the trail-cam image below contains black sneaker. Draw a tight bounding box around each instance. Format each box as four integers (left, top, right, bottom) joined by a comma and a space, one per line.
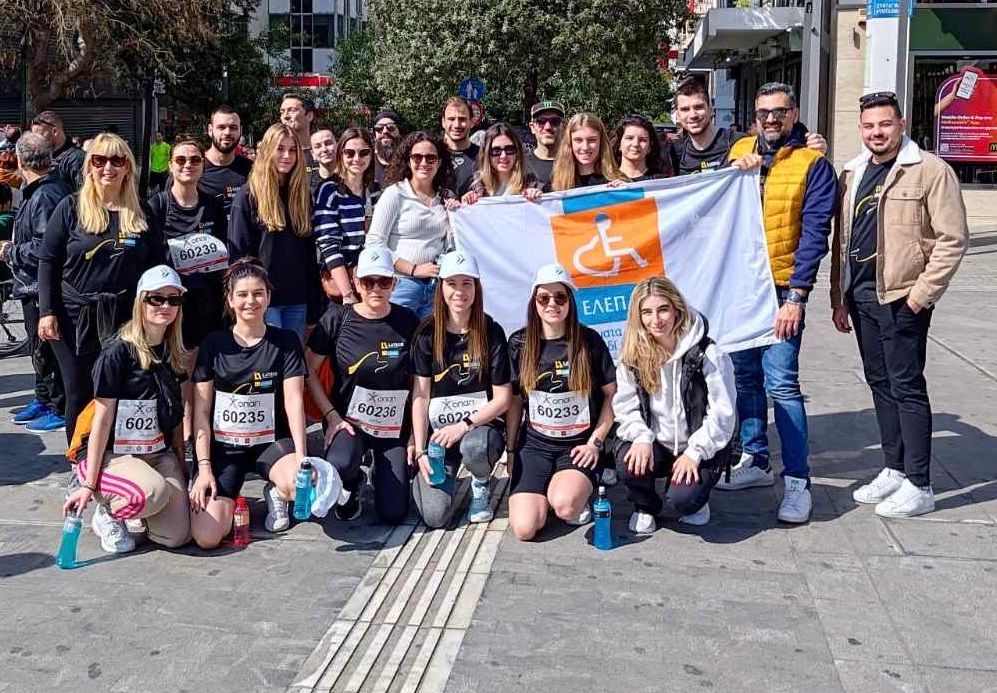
335, 492, 362, 521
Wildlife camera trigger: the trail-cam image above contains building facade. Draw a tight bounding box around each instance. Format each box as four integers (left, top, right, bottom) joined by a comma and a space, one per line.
251, 0, 369, 75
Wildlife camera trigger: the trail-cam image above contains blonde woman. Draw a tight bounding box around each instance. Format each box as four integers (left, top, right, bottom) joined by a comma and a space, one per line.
229, 123, 319, 339
547, 113, 622, 191
37, 133, 163, 442
62, 265, 190, 554
613, 276, 736, 535
461, 123, 542, 204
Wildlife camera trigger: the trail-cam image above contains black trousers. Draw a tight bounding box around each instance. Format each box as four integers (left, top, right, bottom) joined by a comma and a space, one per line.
325, 429, 410, 525
48, 323, 98, 444
21, 298, 65, 415
615, 440, 720, 515
849, 297, 933, 487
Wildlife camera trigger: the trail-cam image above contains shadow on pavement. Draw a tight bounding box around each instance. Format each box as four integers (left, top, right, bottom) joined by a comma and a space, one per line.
0, 551, 54, 577
0, 432, 67, 486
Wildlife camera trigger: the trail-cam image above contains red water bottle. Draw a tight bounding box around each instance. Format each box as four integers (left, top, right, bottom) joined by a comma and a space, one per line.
232, 496, 250, 547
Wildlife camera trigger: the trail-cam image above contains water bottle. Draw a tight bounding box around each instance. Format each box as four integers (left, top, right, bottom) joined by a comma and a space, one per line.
593, 486, 613, 551
293, 459, 313, 521
56, 512, 83, 569
232, 496, 250, 547
428, 442, 447, 486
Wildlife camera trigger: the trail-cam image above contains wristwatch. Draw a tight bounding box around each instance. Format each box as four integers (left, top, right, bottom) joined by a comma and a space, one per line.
462, 416, 475, 431
589, 436, 604, 450
786, 288, 808, 305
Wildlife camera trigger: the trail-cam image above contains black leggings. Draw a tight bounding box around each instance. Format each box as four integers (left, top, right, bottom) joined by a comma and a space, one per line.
614, 440, 720, 516
326, 430, 410, 524
49, 336, 97, 444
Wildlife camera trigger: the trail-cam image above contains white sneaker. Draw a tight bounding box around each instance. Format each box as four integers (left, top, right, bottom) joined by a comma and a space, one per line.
124, 518, 146, 535
565, 505, 592, 526
628, 510, 655, 534
264, 482, 290, 533
91, 504, 136, 554
679, 502, 711, 526
715, 456, 775, 491
466, 479, 494, 523
853, 468, 906, 504
778, 476, 812, 523
600, 467, 619, 487
875, 479, 935, 518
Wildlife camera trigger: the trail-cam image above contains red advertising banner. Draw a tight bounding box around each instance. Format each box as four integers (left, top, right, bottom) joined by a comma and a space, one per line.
934, 67, 997, 163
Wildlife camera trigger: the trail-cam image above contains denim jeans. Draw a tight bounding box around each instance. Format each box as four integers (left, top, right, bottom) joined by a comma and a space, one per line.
264, 303, 308, 340
392, 277, 435, 318
729, 292, 809, 480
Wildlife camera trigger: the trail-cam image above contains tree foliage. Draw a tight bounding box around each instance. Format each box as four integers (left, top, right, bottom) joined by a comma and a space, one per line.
368, 0, 689, 128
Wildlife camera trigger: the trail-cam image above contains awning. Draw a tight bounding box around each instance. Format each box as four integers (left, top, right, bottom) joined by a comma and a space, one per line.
681, 6, 805, 69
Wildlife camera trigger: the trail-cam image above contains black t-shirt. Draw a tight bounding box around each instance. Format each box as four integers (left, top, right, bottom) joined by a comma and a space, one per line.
374, 159, 390, 187
308, 303, 420, 437
848, 158, 895, 302
508, 325, 616, 448
147, 189, 228, 291
668, 129, 744, 176
303, 149, 323, 192
412, 315, 510, 430
449, 143, 480, 197
198, 155, 253, 218
525, 149, 555, 191
193, 326, 305, 445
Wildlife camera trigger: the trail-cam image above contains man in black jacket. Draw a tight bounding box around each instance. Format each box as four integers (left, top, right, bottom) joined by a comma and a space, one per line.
31, 111, 84, 188
0, 133, 73, 431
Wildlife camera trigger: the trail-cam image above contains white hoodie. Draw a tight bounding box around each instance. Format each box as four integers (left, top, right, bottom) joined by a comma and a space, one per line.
613, 311, 736, 463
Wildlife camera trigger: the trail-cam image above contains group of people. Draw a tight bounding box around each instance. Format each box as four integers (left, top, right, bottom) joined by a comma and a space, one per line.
0, 77, 968, 557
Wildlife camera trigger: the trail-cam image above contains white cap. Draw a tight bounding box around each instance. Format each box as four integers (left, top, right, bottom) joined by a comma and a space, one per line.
531, 263, 575, 291
137, 265, 186, 294
355, 246, 395, 278
438, 251, 480, 279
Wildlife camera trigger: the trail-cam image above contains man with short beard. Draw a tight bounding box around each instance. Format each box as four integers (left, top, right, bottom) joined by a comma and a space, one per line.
372, 109, 402, 187
524, 101, 564, 190
30, 110, 84, 188
280, 93, 320, 190
199, 105, 252, 218
441, 97, 478, 195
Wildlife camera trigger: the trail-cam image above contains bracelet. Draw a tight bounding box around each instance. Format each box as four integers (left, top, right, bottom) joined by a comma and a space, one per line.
416, 451, 428, 461
197, 460, 212, 467
409, 263, 416, 277
81, 483, 98, 492
323, 407, 335, 419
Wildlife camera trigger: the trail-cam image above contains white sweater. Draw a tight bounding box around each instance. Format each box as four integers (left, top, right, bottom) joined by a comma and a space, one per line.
366, 179, 450, 266
613, 312, 736, 463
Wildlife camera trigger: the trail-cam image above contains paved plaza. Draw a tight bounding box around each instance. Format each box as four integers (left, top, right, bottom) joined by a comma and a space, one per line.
1, 230, 995, 693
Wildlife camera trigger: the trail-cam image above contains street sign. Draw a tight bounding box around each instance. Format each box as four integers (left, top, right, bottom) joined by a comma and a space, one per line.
467, 100, 486, 128
867, 0, 913, 18
458, 78, 486, 102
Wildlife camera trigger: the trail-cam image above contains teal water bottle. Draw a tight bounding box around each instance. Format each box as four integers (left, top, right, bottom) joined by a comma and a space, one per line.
428, 442, 447, 486
56, 512, 83, 569
593, 486, 613, 550
293, 459, 313, 521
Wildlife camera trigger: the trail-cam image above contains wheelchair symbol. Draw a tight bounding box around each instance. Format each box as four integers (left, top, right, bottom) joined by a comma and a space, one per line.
572, 213, 649, 278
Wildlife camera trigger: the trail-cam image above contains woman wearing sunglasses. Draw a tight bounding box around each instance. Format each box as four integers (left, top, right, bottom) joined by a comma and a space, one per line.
305, 247, 421, 524
313, 127, 381, 304
229, 123, 319, 340
612, 114, 669, 182
460, 123, 542, 204
147, 139, 229, 457
189, 259, 309, 548
548, 113, 622, 191
410, 252, 512, 527
507, 264, 617, 541
366, 131, 456, 319
63, 265, 191, 554
37, 133, 164, 443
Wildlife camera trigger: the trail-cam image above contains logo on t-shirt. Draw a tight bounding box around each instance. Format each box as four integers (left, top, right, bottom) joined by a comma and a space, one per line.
253, 370, 277, 390
379, 341, 403, 358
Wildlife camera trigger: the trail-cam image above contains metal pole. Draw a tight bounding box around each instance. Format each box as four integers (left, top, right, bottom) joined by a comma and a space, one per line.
800, 0, 826, 132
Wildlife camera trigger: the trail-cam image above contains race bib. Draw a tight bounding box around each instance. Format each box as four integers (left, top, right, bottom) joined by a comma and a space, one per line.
113, 398, 165, 455
428, 391, 487, 431
213, 391, 275, 446
168, 232, 229, 274
346, 386, 408, 438
528, 390, 591, 439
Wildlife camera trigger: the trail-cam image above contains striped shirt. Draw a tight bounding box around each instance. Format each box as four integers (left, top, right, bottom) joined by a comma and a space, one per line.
312, 179, 381, 271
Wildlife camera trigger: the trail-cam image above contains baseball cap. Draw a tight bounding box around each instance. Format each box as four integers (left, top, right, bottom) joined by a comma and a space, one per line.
355, 247, 395, 278
530, 101, 565, 119
438, 251, 480, 279
137, 265, 186, 294
532, 263, 575, 291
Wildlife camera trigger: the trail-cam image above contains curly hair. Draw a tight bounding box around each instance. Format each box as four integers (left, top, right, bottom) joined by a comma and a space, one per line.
384, 131, 454, 193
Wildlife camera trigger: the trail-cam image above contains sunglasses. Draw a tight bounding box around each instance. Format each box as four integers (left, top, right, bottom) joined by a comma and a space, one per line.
859, 91, 898, 106
409, 153, 439, 166
755, 108, 792, 122
144, 294, 183, 307
535, 116, 563, 128
344, 148, 372, 159
373, 123, 399, 134
172, 155, 203, 167
535, 292, 569, 307
359, 276, 394, 290
91, 154, 127, 169
489, 145, 517, 158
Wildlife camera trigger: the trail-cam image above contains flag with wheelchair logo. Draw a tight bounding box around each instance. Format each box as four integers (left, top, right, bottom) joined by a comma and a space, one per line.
451, 168, 778, 356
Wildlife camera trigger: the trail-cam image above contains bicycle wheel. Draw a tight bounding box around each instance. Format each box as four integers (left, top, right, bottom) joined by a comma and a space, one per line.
0, 285, 29, 358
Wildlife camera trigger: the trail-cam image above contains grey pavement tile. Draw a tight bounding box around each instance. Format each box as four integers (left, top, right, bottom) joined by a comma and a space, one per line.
797, 553, 880, 602
814, 598, 911, 664
885, 520, 997, 561
833, 660, 926, 693
918, 665, 997, 691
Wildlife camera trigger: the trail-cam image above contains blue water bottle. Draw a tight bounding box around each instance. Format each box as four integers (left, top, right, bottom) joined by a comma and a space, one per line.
293, 459, 313, 521
428, 442, 447, 486
56, 512, 83, 569
593, 486, 613, 550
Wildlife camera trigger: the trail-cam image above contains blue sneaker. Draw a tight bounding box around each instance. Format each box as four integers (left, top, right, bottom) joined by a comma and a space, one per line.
12, 400, 47, 425
25, 411, 66, 433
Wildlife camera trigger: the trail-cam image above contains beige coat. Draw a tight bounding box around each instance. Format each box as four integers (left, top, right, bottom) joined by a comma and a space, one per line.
830, 137, 968, 309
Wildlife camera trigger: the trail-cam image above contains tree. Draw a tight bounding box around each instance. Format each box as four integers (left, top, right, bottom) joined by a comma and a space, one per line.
333, 29, 386, 116
368, 0, 689, 128
0, 1, 225, 112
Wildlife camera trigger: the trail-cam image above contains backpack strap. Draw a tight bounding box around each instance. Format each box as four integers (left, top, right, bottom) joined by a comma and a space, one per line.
679, 318, 734, 481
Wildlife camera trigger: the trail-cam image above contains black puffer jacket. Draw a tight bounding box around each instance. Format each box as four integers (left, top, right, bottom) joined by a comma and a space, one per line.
6, 171, 73, 298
